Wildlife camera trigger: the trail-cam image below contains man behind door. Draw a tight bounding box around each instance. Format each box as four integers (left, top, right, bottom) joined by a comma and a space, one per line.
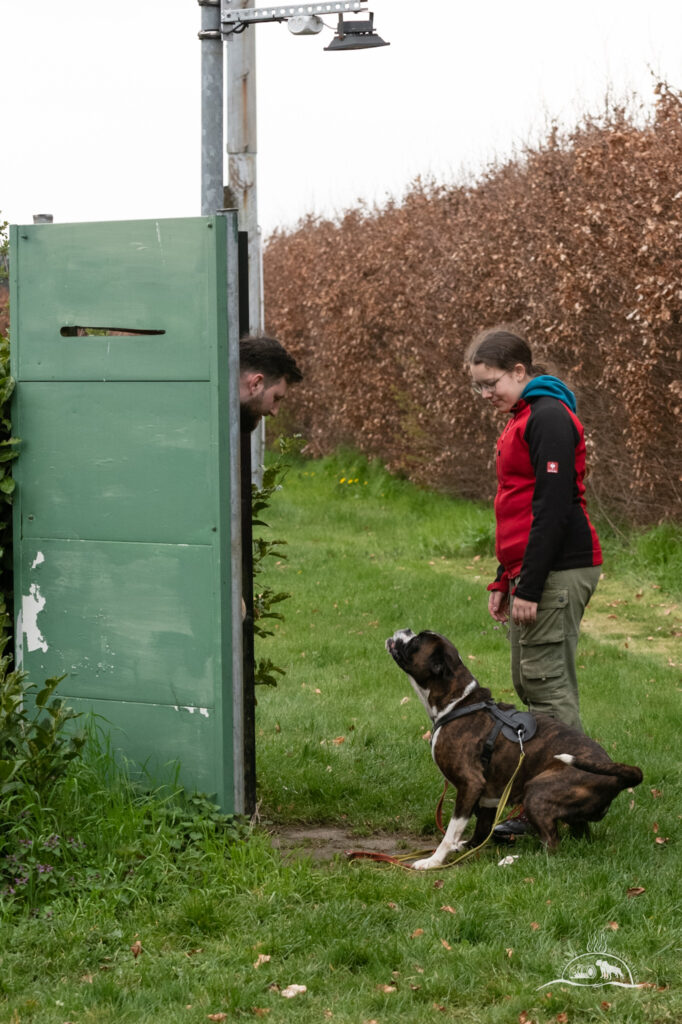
239, 335, 303, 433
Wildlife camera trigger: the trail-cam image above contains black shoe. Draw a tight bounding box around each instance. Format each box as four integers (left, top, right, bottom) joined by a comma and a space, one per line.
493, 814, 534, 843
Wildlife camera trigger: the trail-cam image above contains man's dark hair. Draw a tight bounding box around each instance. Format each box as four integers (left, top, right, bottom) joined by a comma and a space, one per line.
239, 335, 303, 385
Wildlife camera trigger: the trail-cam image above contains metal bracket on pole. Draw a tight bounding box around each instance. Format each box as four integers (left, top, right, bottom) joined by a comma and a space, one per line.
220, 1, 367, 32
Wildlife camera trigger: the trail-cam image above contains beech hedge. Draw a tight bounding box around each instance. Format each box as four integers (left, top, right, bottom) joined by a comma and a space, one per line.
264, 84, 682, 525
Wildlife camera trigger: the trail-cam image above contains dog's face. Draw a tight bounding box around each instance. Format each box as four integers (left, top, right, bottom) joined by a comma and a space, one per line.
386, 628, 475, 718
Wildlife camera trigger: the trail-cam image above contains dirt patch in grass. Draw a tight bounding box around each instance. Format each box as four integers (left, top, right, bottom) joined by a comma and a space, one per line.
583, 580, 681, 665
268, 825, 433, 863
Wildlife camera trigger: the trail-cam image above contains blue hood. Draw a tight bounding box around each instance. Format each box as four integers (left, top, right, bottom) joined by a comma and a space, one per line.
521, 374, 577, 413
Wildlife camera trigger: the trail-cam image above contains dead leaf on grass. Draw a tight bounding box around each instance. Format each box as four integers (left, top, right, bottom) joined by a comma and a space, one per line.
440, 938, 452, 950
207, 1015, 228, 1022
440, 905, 457, 914
376, 984, 397, 993
607, 921, 619, 930
281, 984, 307, 998
530, 922, 540, 930
627, 886, 646, 897
253, 953, 271, 968
411, 928, 424, 938
130, 940, 143, 959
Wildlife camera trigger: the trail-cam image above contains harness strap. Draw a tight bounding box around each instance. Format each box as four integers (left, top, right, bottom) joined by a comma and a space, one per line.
433, 700, 492, 731
480, 719, 504, 775
432, 698, 537, 777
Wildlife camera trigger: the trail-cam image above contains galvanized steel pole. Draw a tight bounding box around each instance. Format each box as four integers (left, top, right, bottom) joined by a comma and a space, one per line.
199, 0, 224, 215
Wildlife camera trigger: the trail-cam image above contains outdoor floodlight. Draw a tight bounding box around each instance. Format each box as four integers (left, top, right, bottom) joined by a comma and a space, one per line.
219, 3, 389, 50
324, 11, 389, 50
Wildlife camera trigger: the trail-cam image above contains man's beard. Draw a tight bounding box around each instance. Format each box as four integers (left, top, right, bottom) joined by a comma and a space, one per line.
240, 402, 262, 433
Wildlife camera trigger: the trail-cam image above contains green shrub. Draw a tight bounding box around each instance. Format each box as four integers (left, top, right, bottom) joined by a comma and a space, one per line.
252, 434, 305, 685
0, 639, 85, 804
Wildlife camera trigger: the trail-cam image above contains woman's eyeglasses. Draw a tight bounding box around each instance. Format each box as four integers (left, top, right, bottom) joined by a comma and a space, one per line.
471, 372, 507, 396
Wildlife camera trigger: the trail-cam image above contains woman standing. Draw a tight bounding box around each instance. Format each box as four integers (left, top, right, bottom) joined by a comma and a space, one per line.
466, 327, 602, 834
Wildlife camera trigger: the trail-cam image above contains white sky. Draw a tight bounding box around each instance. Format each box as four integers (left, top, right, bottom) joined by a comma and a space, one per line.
2, 1, 682, 238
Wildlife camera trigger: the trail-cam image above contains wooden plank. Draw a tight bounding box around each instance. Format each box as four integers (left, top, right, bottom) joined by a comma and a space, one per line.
13, 218, 217, 381
15, 382, 214, 544
16, 538, 220, 711
65, 696, 219, 795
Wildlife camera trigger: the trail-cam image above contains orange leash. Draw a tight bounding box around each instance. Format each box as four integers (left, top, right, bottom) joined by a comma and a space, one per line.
434, 779, 449, 835
345, 780, 449, 868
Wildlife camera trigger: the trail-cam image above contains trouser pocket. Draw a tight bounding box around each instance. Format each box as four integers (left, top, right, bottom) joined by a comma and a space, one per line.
518, 588, 568, 682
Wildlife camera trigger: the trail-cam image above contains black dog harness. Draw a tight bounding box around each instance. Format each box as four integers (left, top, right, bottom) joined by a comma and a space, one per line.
432, 700, 538, 775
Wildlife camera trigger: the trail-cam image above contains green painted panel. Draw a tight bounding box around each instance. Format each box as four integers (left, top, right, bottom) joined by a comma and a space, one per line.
10, 216, 243, 811
13, 218, 218, 381
17, 539, 219, 709
14, 382, 214, 544
65, 697, 220, 796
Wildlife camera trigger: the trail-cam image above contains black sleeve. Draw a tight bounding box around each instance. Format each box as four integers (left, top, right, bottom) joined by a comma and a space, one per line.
514, 398, 580, 603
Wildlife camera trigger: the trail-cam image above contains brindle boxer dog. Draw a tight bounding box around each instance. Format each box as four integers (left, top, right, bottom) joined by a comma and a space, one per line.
386, 628, 643, 869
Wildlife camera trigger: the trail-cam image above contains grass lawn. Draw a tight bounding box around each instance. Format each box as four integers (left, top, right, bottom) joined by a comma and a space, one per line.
1, 450, 680, 1024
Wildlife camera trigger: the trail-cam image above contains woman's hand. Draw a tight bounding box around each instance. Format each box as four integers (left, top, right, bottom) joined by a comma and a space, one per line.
488, 590, 509, 623
511, 596, 538, 625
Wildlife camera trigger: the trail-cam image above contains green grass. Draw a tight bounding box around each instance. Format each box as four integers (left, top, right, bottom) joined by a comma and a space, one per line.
1, 449, 680, 1023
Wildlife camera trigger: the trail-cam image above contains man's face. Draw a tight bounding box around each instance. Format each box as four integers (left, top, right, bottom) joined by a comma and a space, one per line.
240, 372, 289, 432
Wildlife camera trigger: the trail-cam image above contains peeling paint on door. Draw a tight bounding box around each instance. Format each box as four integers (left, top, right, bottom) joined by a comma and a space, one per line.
21, 583, 48, 653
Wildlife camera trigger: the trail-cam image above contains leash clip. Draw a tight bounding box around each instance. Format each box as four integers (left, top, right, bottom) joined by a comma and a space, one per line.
517, 727, 525, 755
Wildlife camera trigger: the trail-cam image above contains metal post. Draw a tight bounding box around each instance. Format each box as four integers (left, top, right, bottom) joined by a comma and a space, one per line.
199, 0, 224, 215
225, 2, 265, 482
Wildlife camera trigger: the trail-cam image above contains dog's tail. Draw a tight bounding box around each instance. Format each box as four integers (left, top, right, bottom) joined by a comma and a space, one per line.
554, 753, 643, 787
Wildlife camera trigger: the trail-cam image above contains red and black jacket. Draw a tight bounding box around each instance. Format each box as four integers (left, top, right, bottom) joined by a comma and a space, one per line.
488, 395, 602, 603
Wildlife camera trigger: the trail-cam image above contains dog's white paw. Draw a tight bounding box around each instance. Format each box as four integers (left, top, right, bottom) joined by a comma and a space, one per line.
412, 856, 439, 870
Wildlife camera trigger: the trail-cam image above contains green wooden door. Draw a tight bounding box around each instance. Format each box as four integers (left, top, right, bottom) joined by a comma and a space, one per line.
10, 215, 245, 811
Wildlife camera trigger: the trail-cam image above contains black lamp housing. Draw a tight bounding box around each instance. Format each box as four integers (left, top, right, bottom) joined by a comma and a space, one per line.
324, 12, 389, 51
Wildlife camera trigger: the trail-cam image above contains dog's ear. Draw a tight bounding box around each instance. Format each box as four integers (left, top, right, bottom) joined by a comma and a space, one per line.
428, 646, 459, 679
428, 650, 445, 677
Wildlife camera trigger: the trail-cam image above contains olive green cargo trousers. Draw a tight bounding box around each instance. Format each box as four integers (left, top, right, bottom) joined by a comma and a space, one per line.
509, 565, 602, 733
